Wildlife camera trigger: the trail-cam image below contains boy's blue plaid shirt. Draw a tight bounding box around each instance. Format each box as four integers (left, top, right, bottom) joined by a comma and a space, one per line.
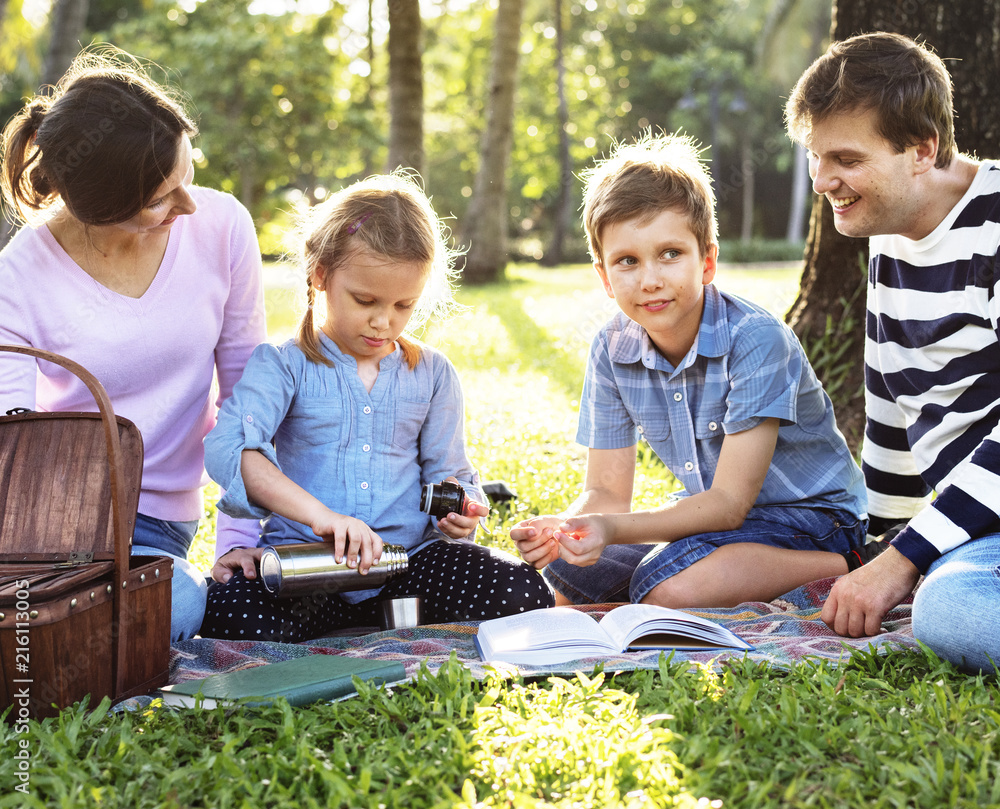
576, 284, 867, 518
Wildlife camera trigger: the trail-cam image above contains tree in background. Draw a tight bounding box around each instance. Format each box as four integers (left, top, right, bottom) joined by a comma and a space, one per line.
40, 0, 89, 88
0, 0, 44, 249
542, 0, 572, 266
461, 0, 525, 284
361, 0, 377, 176
386, 0, 423, 177
787, 0, 1000, 452
0, 0, 90, 248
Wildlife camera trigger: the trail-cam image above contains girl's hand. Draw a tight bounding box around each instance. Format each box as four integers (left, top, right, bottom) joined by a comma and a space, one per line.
510, 516, 563, 569
554, 515, 611, 567
212, 546, 264, 583
435, 476, 490, 539
310, 510, 383, 574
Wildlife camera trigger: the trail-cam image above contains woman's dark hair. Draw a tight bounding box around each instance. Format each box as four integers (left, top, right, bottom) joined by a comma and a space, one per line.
0, 48, 197, 226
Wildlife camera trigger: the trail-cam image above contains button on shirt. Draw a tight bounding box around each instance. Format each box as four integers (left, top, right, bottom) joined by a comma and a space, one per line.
576, 285, 866, 516
205, 334, 484, 559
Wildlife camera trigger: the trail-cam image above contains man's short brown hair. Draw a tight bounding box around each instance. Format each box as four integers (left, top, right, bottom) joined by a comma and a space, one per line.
785, 32, 956, 169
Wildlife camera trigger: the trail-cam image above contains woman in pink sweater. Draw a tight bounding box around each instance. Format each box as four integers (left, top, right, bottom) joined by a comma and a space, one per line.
0, 49, 266, 641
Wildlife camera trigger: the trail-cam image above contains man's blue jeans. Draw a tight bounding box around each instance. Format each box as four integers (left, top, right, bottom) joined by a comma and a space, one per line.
912, 533, 1000, 673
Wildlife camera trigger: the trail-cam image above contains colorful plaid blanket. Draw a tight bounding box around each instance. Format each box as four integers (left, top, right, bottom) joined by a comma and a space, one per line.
164, 576, 917, 686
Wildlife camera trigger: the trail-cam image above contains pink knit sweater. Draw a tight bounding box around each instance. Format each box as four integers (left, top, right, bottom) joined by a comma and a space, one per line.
0, 187, 266, 550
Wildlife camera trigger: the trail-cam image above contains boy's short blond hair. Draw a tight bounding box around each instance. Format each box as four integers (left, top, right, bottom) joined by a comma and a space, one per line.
582, 132, 717, 266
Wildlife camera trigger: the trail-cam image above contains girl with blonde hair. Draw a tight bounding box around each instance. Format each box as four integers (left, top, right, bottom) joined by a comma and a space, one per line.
201, 173, 551, 640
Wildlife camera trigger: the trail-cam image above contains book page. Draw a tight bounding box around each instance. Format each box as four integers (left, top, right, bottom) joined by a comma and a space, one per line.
599, 603, 751, 651
476, 607, 617, 662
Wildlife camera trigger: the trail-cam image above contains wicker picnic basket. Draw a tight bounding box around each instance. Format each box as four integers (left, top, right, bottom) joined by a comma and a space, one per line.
0, 345, 172, 720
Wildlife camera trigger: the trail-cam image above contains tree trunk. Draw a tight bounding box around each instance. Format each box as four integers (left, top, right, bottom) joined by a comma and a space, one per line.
0, 218, 15, 252
739, 140, 755, 242
386, 0, 423, 178
0, 0, 91, 250
785, 3, 828, 245
363, 0, 376, 176
786, 144, 809, 242
543, 0, 572, 266
41, 0, 90, 88
787, 0, 1000, 454
460, 0, 524, 285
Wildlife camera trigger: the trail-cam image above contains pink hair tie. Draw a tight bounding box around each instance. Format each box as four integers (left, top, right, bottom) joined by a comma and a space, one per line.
347, 212, 373, 234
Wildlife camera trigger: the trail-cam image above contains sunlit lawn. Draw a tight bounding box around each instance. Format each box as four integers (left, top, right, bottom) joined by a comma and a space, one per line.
8, 261, 998, 809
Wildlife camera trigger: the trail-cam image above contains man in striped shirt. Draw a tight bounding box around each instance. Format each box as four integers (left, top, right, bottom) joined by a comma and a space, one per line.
787, 32, 1000, 671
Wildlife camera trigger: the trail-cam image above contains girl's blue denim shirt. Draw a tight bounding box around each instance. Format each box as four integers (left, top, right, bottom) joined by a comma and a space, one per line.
205, 333, 483, 600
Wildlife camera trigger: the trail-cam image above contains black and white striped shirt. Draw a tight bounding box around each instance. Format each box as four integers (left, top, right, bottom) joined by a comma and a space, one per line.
864, 162, 1000, 572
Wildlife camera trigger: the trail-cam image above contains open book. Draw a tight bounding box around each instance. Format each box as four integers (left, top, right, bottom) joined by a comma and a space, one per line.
475, 604, 752, 665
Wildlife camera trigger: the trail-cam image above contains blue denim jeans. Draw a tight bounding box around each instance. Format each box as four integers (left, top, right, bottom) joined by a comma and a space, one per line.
543, 504, 865, 604
132, 514, 206, 642
912, 533, 1000, 673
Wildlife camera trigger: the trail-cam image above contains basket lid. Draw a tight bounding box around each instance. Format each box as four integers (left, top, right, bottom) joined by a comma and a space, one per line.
0, 411, 142, 559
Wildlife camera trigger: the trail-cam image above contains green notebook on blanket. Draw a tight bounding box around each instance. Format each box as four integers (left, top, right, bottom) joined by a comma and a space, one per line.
156, 654, 406, 708
475, 604, 753, 665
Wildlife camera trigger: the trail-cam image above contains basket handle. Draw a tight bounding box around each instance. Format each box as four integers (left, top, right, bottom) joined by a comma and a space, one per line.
0, 344, 131, 565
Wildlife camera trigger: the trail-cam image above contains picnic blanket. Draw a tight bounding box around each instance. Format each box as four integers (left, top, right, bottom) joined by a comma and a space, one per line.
162, 576, 918, 689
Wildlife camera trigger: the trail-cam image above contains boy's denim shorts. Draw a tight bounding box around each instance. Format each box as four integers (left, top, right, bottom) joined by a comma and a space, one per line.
542, 504, 866, 604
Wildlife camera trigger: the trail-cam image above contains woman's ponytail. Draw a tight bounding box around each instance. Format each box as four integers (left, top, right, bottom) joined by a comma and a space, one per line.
0, 98, 55, 222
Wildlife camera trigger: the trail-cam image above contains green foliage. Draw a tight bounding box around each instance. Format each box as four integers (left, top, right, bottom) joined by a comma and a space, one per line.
0, 0, 44, 128
98, 0, 373, 220
463, 670, 697, 807
2, 0, 824, 253
719, 238, 806, 264
624, 648, 1000, 808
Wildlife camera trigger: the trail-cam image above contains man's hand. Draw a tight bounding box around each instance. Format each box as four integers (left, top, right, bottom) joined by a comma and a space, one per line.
821, 546, 921, 637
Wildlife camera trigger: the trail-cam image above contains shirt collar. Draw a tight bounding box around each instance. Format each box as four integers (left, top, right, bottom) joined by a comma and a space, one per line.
317, 331, 403, 368
608, 284, 730, 369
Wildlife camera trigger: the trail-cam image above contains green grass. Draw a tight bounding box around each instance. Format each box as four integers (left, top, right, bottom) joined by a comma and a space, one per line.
5, 262, 998, 808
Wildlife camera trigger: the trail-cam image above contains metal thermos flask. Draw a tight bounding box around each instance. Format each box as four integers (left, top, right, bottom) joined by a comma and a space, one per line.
259, 542, 408, 598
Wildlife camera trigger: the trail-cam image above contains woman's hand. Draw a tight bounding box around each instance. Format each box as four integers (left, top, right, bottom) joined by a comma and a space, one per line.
310, 510, 384, 574
211, 546, 264, 583
435, 476, 490, 539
